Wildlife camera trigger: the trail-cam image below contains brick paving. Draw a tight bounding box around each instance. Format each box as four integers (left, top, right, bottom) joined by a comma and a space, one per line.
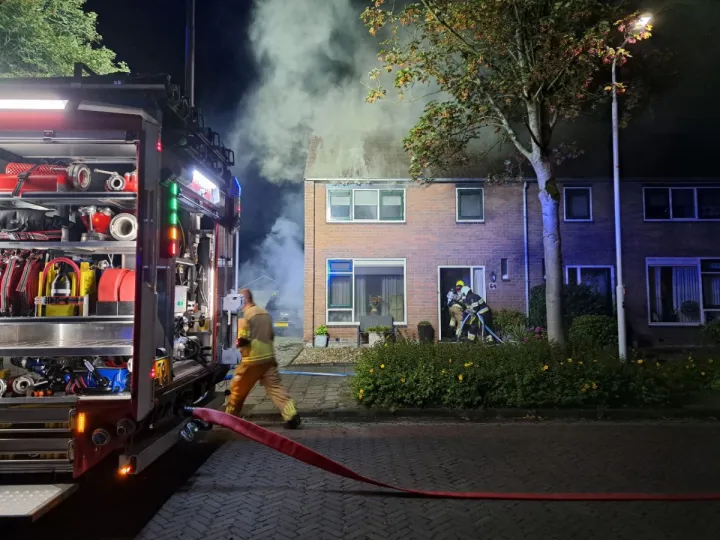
137, 420, 720, 540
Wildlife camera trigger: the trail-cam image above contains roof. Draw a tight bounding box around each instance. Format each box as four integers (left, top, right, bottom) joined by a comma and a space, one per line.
240, 275, 278, 291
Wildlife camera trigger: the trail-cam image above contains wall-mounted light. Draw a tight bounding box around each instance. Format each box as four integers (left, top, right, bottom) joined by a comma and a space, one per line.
490, 271, 497, 283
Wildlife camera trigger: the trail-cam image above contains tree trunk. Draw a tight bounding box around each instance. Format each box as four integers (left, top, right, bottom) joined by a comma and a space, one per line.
531, 157, 565, 346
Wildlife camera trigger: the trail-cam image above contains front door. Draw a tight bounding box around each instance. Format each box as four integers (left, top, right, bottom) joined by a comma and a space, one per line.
438, 266, 485, 340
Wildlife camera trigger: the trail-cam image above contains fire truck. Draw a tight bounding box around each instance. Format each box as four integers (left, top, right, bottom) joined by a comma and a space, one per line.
0, 66, 241, 519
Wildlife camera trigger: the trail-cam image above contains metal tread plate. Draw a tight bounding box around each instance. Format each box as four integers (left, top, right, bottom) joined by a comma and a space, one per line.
0, 484, 77, 519
0, 192, 137, 211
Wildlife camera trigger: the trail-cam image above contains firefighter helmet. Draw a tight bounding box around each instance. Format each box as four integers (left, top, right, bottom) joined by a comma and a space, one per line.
455, 280, 465, 287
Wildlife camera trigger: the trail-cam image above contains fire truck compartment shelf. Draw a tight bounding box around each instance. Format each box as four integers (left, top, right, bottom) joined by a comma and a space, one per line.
0, 192, 137, 211
0, 318, 133, 356
0, 240, 136, 253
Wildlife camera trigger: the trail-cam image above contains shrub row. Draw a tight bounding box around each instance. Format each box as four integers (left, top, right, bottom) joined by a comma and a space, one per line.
351, 340, 719, 410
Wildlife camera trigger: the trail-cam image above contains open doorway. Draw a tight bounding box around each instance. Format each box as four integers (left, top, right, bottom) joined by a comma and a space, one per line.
437, 266, 486, 340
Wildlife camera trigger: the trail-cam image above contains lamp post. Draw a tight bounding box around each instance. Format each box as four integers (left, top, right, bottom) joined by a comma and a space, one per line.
612, 14, 652, 360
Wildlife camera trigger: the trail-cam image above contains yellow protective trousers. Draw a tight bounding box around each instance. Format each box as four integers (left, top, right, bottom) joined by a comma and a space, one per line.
225, 361, 297, 421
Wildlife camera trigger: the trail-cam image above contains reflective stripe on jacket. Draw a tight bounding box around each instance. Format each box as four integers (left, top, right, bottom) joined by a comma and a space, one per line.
238, 304, 275, 364
464, 291, 490, 315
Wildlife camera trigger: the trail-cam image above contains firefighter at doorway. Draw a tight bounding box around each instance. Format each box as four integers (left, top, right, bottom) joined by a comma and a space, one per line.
460, 285, 494, 342
447, 280, 466, 338
225, 288, 301, 429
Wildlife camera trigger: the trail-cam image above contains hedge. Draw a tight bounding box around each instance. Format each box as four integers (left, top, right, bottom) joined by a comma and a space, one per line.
351, 341, 719, 410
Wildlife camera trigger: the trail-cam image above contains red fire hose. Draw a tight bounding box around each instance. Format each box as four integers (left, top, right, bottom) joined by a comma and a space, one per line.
189, 408, 720, 502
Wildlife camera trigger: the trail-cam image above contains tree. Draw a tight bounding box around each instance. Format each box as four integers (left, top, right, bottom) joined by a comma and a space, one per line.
362, 0, 652, 345
0, 0, 128, 77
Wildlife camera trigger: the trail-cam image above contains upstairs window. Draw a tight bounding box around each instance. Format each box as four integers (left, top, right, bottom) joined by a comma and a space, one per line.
564, 187, 592, 222
456, 188, 484, 222
326, 187, 405, 223
643, 186, 720, 221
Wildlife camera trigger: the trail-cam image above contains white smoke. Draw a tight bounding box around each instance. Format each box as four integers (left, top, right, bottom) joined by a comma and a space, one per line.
235, 0, 434, 183
236, 191, 304, 314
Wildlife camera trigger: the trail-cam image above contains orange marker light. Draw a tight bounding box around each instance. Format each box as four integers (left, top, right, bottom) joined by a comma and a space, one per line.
76, 412, 87, 433
169, 227, 178, 241
119, 466, 132, 476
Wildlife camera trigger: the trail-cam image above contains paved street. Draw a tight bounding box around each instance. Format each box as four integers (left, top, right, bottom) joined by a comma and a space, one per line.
137, 420, 720, 540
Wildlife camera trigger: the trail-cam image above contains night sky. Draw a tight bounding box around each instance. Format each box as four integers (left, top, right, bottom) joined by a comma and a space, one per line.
84, 0, 720, 266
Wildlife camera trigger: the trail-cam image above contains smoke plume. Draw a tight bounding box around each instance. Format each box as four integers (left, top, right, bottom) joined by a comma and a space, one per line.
235, 0, 434, 183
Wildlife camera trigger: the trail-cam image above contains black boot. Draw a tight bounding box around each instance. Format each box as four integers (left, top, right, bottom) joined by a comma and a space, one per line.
284, 414, 302, 430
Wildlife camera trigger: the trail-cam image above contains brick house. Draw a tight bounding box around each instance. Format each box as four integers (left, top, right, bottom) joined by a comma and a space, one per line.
303, 137, 720, 347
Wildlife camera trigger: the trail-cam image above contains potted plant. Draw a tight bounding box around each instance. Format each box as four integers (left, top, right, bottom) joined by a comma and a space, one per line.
417, 321, 434, 343
314, 325, 329, 348
366, 325, 391, 346
369, 295, 383, 315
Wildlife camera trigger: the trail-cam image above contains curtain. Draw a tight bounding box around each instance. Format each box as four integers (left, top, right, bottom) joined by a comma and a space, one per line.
472, 268, 485, 297
651, 267, 663, 322
673, 266, 701, 322
329, 275, 351, 308
381, 276, 404, 322
354, 275, 367, 321
711, 277, 720, 307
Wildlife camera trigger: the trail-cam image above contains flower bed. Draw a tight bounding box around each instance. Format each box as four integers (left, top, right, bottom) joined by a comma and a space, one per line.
350, 341, 719, 410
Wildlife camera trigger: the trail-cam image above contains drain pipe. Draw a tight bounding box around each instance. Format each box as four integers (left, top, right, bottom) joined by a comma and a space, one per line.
523, 180, 530, 316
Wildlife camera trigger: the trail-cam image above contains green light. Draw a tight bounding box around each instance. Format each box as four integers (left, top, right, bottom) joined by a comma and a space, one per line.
169, 198, 178, 211
169, 182, 179, 196
169, 211, 178, 225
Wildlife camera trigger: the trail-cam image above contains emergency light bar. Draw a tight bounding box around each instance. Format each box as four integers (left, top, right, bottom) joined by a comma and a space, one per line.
0, 99, 68, 110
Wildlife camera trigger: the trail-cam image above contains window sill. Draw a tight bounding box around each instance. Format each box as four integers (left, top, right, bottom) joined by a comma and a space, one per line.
643, 218, 720, 222
456, 219, 485, 223
325, 322, 408, 327
647, 322, 703, 328
325, 220, 407, 224
564, 218, 593, 223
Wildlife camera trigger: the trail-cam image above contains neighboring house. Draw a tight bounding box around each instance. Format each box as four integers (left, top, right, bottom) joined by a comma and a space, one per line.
303, 136, 720, 347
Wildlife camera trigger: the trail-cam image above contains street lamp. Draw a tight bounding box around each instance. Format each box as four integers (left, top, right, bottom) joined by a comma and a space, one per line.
612, 13, 652, 360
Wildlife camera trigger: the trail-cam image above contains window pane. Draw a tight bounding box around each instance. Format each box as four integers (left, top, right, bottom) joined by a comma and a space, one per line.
379, 191, 404, 220
353, 264, 405, 322
671, 188, 696, 219
648, 265, 701, 323
353, 190, 378, 220
328, 275, 352, 308
579, 267, 612, 310
328, 310, 353, 323
328, 259, 352, 273
698, 188, 720, 219
328, 190, 351, 220
644, 188, 670, 219
702, 274, 720, 309
565, 188, 591, 220
458, 189, 483, 220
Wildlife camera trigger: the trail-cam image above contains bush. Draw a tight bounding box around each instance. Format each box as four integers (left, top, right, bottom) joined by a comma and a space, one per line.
493, 309, 528, 340
528, 283, 611, 329
702, 320, 720, 345
350, 341, 719, 410
569, 315, 618, 353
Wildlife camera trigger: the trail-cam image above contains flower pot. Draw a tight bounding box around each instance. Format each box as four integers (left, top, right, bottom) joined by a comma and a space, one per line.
418, 324, 434, 343
368, 332, 384, 346
314, 335, 329, 348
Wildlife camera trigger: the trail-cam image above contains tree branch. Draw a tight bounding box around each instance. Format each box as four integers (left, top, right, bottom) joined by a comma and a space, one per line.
419, 0, 480, 56
485, 93, 531, 159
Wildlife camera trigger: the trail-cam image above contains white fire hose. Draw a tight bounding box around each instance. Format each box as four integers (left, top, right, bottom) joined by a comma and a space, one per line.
110, 213, 138, 241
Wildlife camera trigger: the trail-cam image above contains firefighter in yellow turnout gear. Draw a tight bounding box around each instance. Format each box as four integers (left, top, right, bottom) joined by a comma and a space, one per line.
447, 280, 466, 338
225, 288, 301, 429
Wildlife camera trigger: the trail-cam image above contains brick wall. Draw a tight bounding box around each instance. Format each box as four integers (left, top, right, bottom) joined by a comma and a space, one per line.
305, 179, 720, 346
304, 181, 527, 342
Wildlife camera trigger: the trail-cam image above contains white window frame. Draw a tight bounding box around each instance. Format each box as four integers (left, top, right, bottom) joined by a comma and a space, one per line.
326, 187, 406, 224
645, 257, 707, 327
642, 186, 720, 222
565, 265, 615, 301
455, 187, 485, 223
325, 258, 408, 326
563, 186, 593, 222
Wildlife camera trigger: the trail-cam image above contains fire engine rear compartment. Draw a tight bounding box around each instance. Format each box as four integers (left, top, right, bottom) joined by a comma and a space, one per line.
0, 74, 237, 518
